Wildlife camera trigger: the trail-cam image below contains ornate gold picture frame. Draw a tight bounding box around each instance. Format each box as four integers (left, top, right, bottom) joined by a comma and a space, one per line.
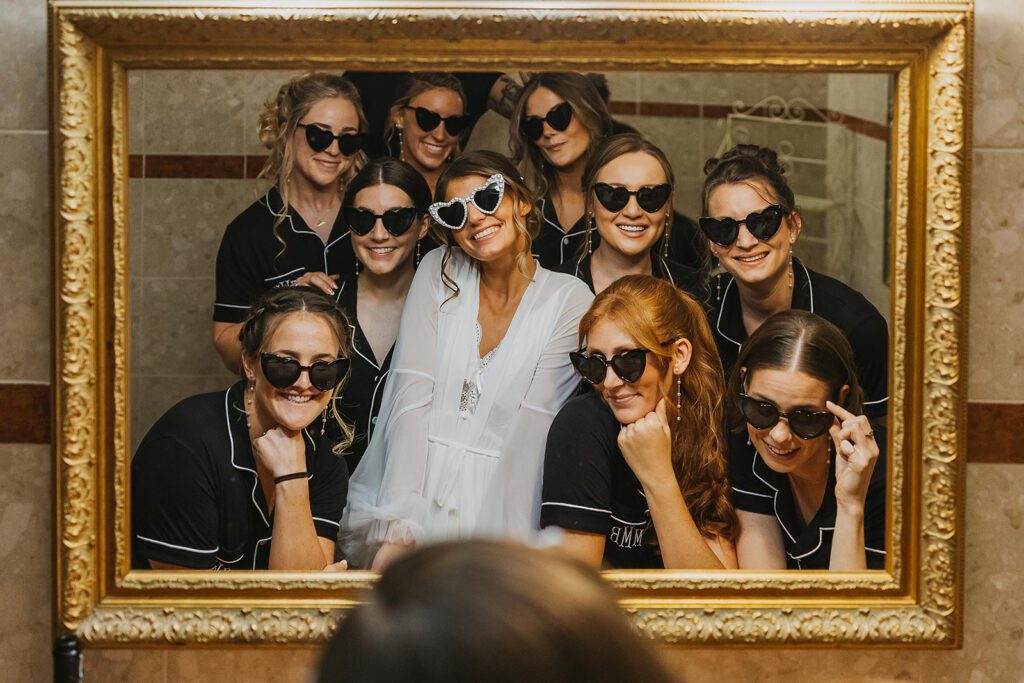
51, 1, 971, 647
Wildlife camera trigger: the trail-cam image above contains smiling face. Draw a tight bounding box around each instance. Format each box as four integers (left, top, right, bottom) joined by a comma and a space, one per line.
705, 180, 801, 289
592, 151, 670, 259
394, 87, 464, 174
744, 368, 832, 479
292, 96, 360, 190
585, 318, 677, 425
446, 174, 527, 264
245, 312, 341, 433
525, 86, 591, 171
350, 184, 427, 277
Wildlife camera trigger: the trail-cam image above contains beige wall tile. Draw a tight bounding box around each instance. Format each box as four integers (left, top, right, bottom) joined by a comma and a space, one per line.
0, 445, 52, 683
698, 71, 766, 108
164, 647, 318, 682
637, 71, 705, 105
974, 0, 1024, 147
128, 71, 145, 156
135, 277, 223, 377
0, 133, 51, 381
242, 69, 306, 155
827, 73, 893, 127
602, 71, 640, 105
0, 0, 47, 129
142, 71, 247, 155
141, 179, 257, 278
84, 649, 165, 682
759, 72, 830, 109
968, 150, 1024, 401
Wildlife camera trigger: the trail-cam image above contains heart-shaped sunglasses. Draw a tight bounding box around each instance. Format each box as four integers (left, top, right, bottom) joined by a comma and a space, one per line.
428, 174, 505, 231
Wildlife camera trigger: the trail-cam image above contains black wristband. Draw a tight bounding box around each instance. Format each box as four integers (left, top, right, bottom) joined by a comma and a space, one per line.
274, 472, 308, 485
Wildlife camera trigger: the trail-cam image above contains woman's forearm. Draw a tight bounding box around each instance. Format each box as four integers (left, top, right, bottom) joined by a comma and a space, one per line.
268, 479, 331, 570
644, 479, 727, 570
828, 505, 867, 571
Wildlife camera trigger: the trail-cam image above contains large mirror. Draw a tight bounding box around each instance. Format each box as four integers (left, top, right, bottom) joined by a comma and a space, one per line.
53, 1, 970, 647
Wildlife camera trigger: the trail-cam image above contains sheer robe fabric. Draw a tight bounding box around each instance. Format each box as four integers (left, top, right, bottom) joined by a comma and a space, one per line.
339, 247, 594, 567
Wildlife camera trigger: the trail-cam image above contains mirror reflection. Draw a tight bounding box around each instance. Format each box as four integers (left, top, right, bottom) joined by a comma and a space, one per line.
127, 68, 892, 572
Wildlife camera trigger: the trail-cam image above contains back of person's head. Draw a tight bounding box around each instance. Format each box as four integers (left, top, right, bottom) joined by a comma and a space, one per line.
725, 309, 864, 429
317, 540, 675, 683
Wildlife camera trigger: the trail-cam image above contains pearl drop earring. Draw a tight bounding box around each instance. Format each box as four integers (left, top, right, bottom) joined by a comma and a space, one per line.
675, 375, 682, 422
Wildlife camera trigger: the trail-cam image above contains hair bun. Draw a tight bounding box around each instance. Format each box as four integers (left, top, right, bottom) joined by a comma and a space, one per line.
719, 144, 785, 176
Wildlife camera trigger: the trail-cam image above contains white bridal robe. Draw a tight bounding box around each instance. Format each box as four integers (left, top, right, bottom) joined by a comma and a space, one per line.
339, 247, 593, 567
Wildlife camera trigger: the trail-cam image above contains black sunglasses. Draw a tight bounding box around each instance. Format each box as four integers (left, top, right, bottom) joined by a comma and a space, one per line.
737, 393, 834, 440
519, 101, 574, 140
594, 183, 672, 214
402, 106, 472, 137
570, 339, 678, 385
260, 352, 350, 392
342, 206, 421, 237
298, 123, 365, 156
698, 205, 786, 248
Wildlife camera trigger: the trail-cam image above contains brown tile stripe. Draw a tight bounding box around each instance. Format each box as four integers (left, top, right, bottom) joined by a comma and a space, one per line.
127, 154, 270, 179
0, 384, 50, 444
0, 381, 1021, 462
966, 402, 1024, 464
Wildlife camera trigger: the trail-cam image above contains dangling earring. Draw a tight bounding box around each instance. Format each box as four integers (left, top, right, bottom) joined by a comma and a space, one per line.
397, 126, 405, 162
788, 245, 794, 289
320, 406, 328, 436
355, 259, 361, 276
587, 212, 595, 254
662, 212, 672, 259
746, 435, 752, 446
675, 375, 682, 422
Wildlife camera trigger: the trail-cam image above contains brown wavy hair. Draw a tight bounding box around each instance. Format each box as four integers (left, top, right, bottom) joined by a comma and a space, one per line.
257, 72, 370, 256
431, 151, 540, 302
238, 286, 355, 455
578, 275, 738, 541
510, 73, 613, 200
725, 309, 864, 431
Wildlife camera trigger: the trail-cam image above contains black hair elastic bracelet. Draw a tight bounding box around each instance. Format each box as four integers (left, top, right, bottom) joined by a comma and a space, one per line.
274, 472, 309, 485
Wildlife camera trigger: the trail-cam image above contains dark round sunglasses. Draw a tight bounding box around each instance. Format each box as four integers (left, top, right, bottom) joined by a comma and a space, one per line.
298, 123, 365, 157
260, 352, 350, 392
594, 183, 672, 214
342, 206, 421, 237
569, 339, 678, 385
519, 101, 574, 141
402, 106, 472, 137
737, 393, 834, 440
698, 205, 786, 247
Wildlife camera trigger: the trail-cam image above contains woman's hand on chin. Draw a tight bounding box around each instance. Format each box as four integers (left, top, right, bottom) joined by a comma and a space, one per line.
617, 398, 675, 489
252, 427, 307, 479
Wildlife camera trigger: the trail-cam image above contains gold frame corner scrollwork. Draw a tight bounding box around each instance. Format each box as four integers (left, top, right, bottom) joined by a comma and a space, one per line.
51, 1, 971, 648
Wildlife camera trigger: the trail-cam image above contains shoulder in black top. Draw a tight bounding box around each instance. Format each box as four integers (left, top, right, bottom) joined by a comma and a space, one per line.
131, 381, 348, 570
555, 249, 709, 306
213, 187, 355, 323
331, 274, 395, 473
532, 194, 590, 270
727, 429, 887, 569
541, 391, 662, 569
707, 258, 889, 417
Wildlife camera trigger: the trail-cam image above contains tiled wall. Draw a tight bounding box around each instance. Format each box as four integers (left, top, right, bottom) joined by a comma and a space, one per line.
2, 1, 1023, 681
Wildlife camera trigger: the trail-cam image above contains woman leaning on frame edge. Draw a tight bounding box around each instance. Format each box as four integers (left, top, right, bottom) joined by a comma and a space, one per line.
50, 1, 970, 648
